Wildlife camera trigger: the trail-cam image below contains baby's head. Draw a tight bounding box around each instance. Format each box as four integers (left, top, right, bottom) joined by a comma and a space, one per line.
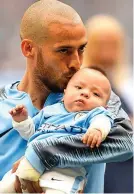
63, 67, 111, 112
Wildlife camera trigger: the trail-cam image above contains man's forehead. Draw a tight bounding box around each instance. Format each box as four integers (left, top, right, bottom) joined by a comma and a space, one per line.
53, 40, 87, 50
48, 22, 87, 43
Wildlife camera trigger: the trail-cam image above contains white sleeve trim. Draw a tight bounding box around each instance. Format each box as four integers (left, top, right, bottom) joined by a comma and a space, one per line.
89, 115, 111, 141
12, 116, 35, 140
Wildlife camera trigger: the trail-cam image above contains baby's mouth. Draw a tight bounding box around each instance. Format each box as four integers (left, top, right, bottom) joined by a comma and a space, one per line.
75, 99, 85, 104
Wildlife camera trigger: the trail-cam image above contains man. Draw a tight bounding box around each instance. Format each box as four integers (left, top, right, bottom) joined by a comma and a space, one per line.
0, 0, 133, 193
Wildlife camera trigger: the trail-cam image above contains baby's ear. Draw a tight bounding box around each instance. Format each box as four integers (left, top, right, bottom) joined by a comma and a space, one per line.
61, 89, 66, 102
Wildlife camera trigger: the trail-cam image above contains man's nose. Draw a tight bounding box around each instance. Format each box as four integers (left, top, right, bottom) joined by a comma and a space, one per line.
68, 51, 81, 71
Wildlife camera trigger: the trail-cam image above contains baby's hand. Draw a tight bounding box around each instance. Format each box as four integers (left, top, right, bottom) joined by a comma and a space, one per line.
9, 105, 28, 122
82, 128, 102, 148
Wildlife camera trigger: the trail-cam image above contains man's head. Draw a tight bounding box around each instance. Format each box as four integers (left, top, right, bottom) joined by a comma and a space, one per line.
83, 15, 124, 71
20, 0, 87, 92
63, 67, 111, 112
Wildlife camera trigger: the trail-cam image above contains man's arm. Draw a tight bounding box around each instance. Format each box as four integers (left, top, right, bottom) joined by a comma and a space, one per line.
107, 90, 130, 119
30, 118, 132, 171
13, 118, 133, 193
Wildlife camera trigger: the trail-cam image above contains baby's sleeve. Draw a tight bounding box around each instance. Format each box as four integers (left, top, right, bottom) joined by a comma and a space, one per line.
13, 108, 46, 140
13, 116, 35, 140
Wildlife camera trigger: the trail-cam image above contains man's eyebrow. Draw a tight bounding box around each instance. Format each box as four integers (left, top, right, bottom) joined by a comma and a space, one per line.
79, 42, 87, 48
55, 45, 73, 49
54, 42, 88, 49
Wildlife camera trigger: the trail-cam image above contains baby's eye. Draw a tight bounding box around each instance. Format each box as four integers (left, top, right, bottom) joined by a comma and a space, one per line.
75, 86, 82, 89
93, 92, 100, 97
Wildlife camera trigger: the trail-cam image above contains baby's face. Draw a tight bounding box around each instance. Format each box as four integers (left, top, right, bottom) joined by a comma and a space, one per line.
63, 68, 111, 112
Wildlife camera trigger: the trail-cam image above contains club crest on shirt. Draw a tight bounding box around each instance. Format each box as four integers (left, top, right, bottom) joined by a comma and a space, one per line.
74, 112, 86, 121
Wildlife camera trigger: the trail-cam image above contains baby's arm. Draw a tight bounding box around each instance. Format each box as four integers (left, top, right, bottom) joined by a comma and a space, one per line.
9, 105, 46, 183
9, 105, 35, 140
82, 114, 112, 148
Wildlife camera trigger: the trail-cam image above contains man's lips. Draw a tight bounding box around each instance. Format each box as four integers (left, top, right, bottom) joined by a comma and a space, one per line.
65, 70, 77, 79
65, 76, 73, 79
65, 74, 74, 78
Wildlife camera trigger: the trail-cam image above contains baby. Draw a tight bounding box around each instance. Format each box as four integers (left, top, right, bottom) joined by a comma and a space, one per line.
0, 68, 113, 194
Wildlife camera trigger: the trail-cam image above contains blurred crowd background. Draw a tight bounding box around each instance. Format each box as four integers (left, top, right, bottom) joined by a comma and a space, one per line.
0, 0, 133, 193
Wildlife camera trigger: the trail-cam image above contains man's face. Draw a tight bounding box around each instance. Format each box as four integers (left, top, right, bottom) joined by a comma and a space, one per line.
63, 69, 111, 112
34, 22, 87, 92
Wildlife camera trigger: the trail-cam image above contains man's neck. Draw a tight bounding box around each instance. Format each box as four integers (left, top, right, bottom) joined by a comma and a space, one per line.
17, 73, 51, 110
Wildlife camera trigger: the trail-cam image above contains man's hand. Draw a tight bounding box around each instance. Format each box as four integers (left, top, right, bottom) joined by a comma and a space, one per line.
12, 158, 43, 193
14, 177, 44, 193
12, 158, 22, 173
82, 128, 102, 148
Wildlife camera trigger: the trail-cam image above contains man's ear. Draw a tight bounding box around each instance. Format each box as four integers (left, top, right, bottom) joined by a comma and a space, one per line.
21, 39, 36, 58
